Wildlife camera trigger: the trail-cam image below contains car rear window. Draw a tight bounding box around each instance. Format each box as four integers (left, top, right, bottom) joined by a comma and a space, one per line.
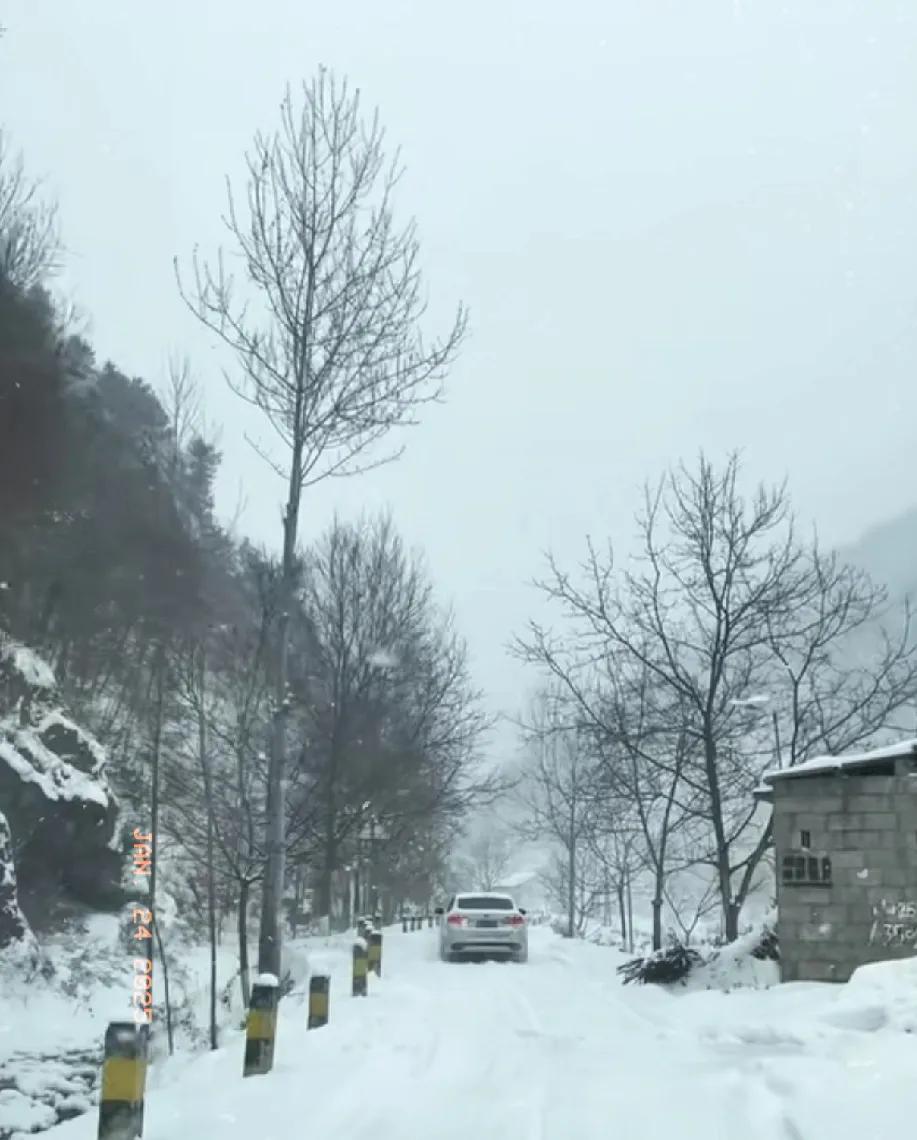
456, 896, 514, 910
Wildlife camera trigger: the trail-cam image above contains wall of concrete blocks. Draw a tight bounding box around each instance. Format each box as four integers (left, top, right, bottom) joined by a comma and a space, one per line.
773, 758, 917, 983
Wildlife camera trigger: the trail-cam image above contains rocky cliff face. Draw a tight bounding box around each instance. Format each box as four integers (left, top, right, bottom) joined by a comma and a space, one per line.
0, 636, 123, 946
0, 809, 34, 952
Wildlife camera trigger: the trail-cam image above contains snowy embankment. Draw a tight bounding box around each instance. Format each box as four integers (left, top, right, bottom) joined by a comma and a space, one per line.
15, 924, 917, 1140
0, 912, 317, 1138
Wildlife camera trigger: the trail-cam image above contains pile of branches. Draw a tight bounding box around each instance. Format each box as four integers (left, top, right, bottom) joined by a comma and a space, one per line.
749, 924, 779, 961
617, 940, 703, 986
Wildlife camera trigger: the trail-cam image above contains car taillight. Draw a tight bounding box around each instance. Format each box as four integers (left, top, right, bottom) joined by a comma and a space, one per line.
447, 914, 467, 926
506, 914, 525, 926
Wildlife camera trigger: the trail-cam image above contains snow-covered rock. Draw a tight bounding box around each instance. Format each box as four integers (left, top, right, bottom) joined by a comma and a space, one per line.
0, 810, 38, 961
0, 636, 123, 936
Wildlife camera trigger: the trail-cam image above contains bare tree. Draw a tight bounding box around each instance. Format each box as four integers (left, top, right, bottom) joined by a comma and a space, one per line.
177, 71, 466, 976
284, 511, 495, 922
662, 863, 720, 946
458, 827, 513, 891
516, 637, 702, 950
516, 691, 599, 938
163, 355, 202, 466
516, 452, 917, 941
583, 813, 643, 948
596, 679, 706, 950
0, 132, 61, 289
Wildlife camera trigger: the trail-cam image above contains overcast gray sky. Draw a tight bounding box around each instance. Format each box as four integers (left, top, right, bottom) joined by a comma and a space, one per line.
3, 1, 917, 763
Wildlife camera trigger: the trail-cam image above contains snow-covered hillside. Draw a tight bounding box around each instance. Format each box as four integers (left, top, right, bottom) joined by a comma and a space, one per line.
15, 923, 917, 1140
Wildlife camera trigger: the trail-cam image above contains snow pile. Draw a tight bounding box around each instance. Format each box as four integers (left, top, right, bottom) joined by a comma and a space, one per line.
681, 920, 780, 993
819, 955, 917, 1034
0, 722, 108, 808
4, 643, 56, 691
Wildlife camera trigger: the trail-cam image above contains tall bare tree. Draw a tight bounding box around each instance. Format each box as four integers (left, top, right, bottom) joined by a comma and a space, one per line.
177, 72, 466, 975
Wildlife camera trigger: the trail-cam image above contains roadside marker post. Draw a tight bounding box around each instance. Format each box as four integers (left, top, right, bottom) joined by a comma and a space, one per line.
97, 1021, 148, 1140
368, 930, 383, 977
243, 976, 279, 1077
308, 974, 330, 1029
352, 939, 369, 997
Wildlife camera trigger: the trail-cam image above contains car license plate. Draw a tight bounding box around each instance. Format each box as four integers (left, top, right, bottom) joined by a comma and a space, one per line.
477, 919, 497, 928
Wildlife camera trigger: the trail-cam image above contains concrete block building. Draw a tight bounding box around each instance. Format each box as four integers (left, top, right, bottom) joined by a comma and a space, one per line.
757, 738, 917, 983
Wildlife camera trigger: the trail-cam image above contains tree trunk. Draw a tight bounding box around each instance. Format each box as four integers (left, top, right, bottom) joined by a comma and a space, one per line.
651, 897, 663, 951
702, 732, 735, 941
652, 857, 666, 951
733, 814, 774, 924
616, 882, 627, 946
153, 919, 174, 1055
567, 841, 576, 940
318, 837, 335, 922
238, 880, 251, 1009
194, 647, 219, 1050
625, 870, 634, 953
207, 818, 218, 1050
147, 642, 165, 1018
724, 899, 740, 943
258, 494, 299, 978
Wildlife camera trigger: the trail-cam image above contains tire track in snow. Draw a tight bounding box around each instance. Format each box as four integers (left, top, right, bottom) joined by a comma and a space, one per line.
506, 979, 547, 1140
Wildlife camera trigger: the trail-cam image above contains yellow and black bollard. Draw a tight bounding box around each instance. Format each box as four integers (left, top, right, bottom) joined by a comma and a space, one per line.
352, 939, 368, 997
308, 974, 330, 1029
243, 977, 279, 1076
368, 930, 383, 977
97, 1021, 148, 1140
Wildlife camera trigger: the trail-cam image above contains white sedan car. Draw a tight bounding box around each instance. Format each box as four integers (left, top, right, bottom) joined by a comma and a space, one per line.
435, 892, 528, 963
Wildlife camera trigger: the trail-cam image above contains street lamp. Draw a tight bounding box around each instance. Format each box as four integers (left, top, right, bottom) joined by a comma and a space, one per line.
730, 694, 782, 769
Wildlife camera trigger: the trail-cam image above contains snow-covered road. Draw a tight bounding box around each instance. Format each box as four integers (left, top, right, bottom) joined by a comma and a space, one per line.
31, 924, 917, 1140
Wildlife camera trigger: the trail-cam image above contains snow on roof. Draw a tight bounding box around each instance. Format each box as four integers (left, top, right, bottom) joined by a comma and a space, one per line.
456, 891, 515, 900
761, 738, 917, 786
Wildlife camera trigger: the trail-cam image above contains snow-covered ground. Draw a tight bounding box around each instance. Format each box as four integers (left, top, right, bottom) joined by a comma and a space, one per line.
7, 923, 917, 1140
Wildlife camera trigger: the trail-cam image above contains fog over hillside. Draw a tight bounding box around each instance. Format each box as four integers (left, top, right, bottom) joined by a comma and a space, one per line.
841, 505, 917, 604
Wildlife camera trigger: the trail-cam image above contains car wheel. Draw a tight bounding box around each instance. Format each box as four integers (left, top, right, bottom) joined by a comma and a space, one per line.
514, 947, 528, 964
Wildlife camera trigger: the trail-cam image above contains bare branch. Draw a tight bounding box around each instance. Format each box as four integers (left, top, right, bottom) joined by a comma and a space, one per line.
0, 132, 62, 289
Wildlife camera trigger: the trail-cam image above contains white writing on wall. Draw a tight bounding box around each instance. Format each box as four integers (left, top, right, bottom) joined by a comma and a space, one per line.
869, 899, 917, 946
